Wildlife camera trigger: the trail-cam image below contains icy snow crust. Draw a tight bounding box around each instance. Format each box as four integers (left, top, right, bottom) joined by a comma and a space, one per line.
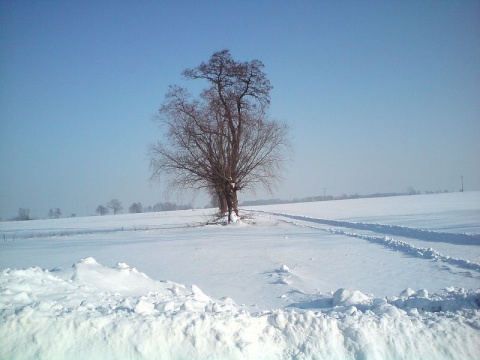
1, 192, 480, 359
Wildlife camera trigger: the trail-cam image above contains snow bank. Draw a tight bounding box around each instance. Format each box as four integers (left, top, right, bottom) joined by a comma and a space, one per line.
1, 258, 479, 359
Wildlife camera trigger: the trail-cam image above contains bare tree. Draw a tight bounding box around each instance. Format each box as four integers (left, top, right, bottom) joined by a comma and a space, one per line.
48, 208, 61, 219
407, 186, 419, 195
17, 208, 30, 221
96, 205, 109, 216
150, 50, 290, 222
129, 202, 143, 214
107, 199, 123, 215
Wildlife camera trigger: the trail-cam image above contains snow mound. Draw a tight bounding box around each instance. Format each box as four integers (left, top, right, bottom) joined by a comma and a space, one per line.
68, 257, 178, 296
270, 264, 292, 286
399, 287, 416, 298
1, 258, 479, 360
277, 264, 291, 273
332, 288, 372, 306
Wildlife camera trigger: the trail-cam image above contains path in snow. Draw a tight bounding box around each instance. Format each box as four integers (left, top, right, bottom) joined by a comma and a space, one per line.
247, 209, 480, 274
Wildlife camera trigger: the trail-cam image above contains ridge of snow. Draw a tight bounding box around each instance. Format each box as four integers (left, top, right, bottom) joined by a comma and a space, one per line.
1, 258, 479, 359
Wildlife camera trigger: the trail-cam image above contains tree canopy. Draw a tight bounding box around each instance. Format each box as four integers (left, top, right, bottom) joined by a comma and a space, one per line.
150, 50, 290, 221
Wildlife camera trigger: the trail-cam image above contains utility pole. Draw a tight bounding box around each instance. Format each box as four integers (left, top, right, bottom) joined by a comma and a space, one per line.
460, 175, 464, 192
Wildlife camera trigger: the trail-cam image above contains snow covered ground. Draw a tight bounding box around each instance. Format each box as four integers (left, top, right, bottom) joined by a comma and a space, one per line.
1, 192, 479, 359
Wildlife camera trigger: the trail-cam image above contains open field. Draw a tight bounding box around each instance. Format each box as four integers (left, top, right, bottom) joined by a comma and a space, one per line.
1, 192, 479, 359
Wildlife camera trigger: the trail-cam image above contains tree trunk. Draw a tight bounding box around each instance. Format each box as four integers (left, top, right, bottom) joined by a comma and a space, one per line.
225, 190, 233, 223
223, 182, 239, 223
232, 190, 238, 216
217, 190, 227, 214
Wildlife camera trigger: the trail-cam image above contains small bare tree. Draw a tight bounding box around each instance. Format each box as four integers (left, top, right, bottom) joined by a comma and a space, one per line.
107, 199, 123, 215
96, 205, 108, 216
17, 208, 30, 221
129, 202, 143, 214
150, 50, 290, 222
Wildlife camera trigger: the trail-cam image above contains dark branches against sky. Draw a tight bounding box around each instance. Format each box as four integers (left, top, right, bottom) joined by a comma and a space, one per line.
149, 50, 291, 221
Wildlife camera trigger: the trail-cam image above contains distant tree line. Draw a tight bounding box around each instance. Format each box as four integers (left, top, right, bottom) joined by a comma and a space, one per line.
8, 199, 193, 219
241, 187, 452, 206
130, 202, 192, 214
95, 199, 192, 215
6, 207, 64, 221
150, 202, 192, 212
5, 185, 453, 221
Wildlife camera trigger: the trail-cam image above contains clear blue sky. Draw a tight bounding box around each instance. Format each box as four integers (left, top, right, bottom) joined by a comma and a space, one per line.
1, 0, 479, 219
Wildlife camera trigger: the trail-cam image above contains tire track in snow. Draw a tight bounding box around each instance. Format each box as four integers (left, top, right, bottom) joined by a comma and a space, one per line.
247, 210, 480, 245
247, 210, 480, 274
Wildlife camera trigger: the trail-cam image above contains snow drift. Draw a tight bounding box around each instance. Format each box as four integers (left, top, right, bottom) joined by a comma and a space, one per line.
1, 257, 479, 360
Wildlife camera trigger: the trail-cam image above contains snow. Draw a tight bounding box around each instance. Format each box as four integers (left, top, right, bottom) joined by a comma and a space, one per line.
1, 192, 479, 359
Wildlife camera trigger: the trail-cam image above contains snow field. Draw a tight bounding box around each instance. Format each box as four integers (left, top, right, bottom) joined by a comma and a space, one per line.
1, 192, 480, 359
